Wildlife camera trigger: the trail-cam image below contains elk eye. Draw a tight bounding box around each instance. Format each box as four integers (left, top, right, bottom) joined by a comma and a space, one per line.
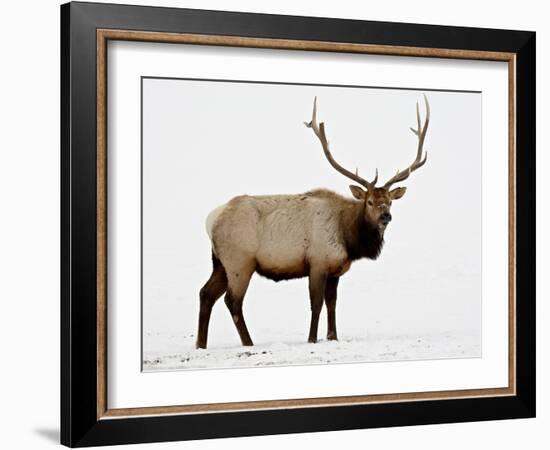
367, 200, 374, 206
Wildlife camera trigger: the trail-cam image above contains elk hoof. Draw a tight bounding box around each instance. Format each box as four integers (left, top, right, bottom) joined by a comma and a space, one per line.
195, 341, 207, 349
308, 337, 318, 344
327, 332, 338, 341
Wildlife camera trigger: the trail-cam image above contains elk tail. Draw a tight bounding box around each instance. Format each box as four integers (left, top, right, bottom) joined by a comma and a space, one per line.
205, 204, 226, 241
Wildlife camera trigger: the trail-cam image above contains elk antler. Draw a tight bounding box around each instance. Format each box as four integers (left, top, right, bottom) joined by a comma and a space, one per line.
305, 97, 378, 191
383, 94, 430, 189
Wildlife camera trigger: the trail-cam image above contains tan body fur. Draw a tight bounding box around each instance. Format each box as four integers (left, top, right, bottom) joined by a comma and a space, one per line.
210, 190, 355, 283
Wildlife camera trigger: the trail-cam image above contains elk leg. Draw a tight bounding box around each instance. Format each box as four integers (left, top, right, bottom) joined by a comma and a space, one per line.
325, 277, 339, 340
196, 263, 227, 349
308, 271, 327, 343
224, 267, 255, 346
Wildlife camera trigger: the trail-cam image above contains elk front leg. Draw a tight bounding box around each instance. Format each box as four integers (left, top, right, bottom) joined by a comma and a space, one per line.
325, 277, 339, 340
308, 271, 327, 343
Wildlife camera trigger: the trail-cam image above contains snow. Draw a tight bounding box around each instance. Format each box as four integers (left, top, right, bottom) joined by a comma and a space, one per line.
142, 259, 482, 371
141, 265, 482, 371
143, 330, 480, 371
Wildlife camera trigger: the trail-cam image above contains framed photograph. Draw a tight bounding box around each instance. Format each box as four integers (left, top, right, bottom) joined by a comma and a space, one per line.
61, 1, 535, 447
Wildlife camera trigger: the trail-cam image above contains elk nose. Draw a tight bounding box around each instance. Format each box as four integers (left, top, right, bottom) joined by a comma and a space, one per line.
380, 212, 392, 223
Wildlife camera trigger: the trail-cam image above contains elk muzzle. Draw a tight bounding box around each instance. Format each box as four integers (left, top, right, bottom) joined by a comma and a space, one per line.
380, 211, 392, 226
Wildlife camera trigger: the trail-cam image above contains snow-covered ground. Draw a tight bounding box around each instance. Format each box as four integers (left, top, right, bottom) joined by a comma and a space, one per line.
141, 246, 482, 371
143, 330, 480, 371
142, 259, 482, 371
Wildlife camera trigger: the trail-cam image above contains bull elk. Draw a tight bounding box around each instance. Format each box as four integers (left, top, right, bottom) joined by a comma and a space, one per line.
196, 95, 430, 349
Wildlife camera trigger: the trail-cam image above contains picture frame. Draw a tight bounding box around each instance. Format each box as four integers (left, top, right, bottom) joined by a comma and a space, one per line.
60, 1, 535, 447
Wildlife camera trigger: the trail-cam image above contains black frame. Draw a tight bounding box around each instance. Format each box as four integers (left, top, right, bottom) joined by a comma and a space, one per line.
61, 1, 536, 447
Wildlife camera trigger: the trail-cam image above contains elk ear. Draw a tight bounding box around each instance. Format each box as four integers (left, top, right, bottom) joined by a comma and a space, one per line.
349, 185, 366, 200
389, 187, 407, 200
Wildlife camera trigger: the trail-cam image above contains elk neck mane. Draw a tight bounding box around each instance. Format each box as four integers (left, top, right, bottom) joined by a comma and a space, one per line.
339, 195, 385, 261
306, 189, 385, 261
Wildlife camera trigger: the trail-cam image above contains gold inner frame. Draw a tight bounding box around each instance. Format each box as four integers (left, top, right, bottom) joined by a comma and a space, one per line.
96, 29, 517, 420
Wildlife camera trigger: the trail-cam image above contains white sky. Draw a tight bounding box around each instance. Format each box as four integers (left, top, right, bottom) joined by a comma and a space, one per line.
142, 78, 482, 351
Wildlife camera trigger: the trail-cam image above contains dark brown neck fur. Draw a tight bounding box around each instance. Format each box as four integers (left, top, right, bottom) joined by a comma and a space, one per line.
341, 201, 384, 261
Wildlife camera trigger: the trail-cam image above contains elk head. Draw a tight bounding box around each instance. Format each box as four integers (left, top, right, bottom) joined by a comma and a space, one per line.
305, 95, 430, 231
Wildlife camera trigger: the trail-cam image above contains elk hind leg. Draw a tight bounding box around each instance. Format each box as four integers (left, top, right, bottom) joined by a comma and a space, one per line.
325, 277, 339, 340
224, 264, 255, 346
196, 257, 227, 349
